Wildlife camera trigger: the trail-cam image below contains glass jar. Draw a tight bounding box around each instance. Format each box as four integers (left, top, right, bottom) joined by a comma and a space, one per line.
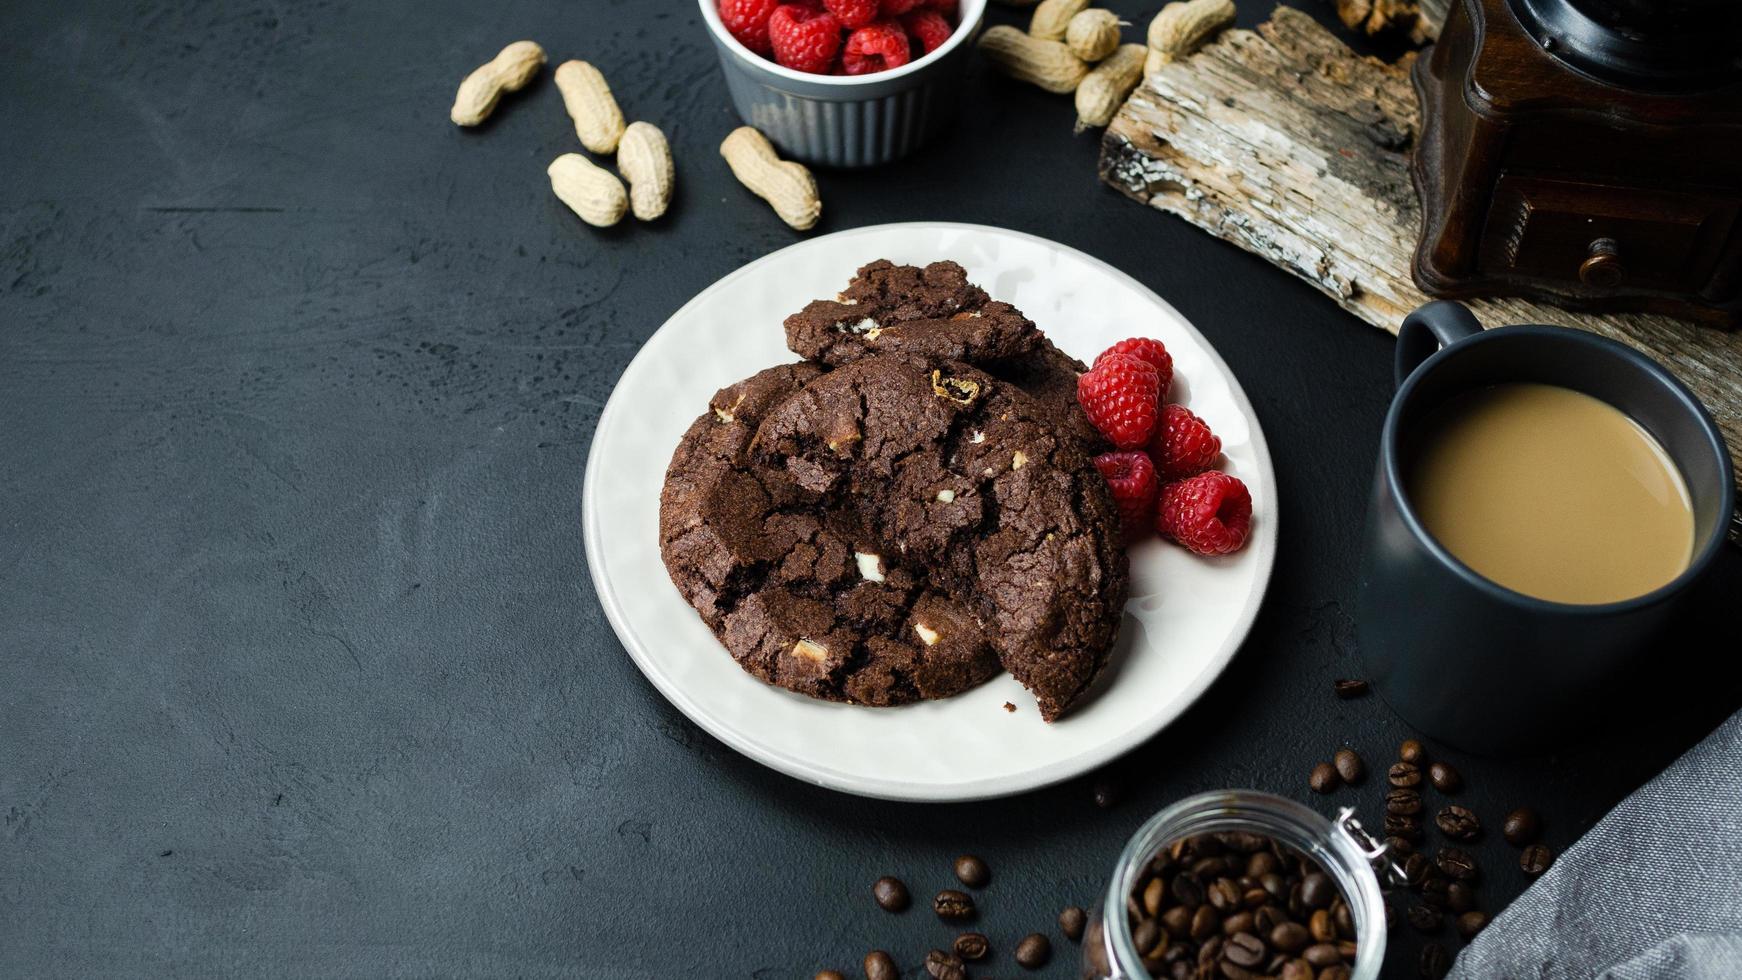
1081, 790, 1396, 980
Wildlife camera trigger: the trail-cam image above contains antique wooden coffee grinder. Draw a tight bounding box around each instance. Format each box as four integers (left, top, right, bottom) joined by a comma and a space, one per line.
1411, 0, 1742, 327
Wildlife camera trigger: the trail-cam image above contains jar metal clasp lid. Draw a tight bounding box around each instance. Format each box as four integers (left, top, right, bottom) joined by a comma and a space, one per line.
1333, 806, 1412, 887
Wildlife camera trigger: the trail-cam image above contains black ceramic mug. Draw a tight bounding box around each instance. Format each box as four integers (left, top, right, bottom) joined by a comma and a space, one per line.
1357, 301, 1735, 754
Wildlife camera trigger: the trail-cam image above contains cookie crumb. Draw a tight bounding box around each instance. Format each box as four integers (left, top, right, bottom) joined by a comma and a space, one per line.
1003, 701, 1016, 713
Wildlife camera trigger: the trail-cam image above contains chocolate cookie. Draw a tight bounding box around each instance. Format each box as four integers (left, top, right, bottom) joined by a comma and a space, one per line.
754, 356, 1127, 721
659, 364, 1001, 706
785, 260, 1100, 450
784, 259, 1040, 366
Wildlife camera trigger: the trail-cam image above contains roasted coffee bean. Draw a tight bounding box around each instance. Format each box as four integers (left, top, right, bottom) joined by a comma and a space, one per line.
1281, 959, 1314, 980
1320, 967, 1353, 980
1162, 905, 1193, 938
864, 950, 898, 980
1420, 876, 1450, 909
1419, 942, 1451, 979
1333, 679, 1370, 699
1302, 942, 1342, 968
1407, 903, 1444, 934
1261, 872, 1287, 900
1436, 805, 1482, 841
1333, 901, 1355, 939
872, 877, 910, 912
1246, 851, 1279, 877
1191, 905, 1221, 941
1385, 835, 1415, 856
1192, 856, 1232, 879
1400, 852, 1430, 884
1014, 932, 1051, 969
1133, 917, 1163, 956
1427, 761, 1462, 793
1172, 872, 1206, 908
933, 889, 976, 920
1093, 777, 1121, 809
1446, 881, 1475, 914
1387, 762, 1422, 788
1301, 872, 1335, 909
1208, 877, 1243, 912
1385, 813, 1424, 840
1271, 921, 1311, 953
1457, 910, 1490, 939
953, 932, 990, 961
1386, 788, 1424, 816
1520, 843, 1555, 877
1224, 932, 1266, 968
815, 971, 845, 980
1144, 877, 1166, 916
1333, 748, 1365, 785
1337, 940, 1358, 960
1199, 935, 1225, 966
1060, 905, 1087, 942
1309, 908, 1336, 943
1399, 739, 1427, 764
1504, 808, 1542, 846
924, 949, 965, 980
1309, 762, 1341, 794
1254, 905, 1284, 935
1221, 910, 1255, 936
1241, 886, 1269, 909
953, 854, 990, 888
1218, 962, 1254, 980
1436, 846, 1479, 882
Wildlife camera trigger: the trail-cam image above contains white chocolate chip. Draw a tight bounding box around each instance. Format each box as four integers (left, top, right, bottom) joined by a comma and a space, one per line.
970, 431, 985, 444
712, 408, 734, 423
791, 639, 828, 663
935, 489, 956, 503
1012, 451, 1028, 470
835, 316, 879, 334
913, 623, 940, 646
855, 551, 885, 583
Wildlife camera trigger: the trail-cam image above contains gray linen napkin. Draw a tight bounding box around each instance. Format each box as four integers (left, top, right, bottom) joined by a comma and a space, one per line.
1449, 710, 1742, 979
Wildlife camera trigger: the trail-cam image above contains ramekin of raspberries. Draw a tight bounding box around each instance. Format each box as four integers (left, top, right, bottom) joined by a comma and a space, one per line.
700, 0, 987, 166
1077, 337, 1255, 557
718, 0, 964, 75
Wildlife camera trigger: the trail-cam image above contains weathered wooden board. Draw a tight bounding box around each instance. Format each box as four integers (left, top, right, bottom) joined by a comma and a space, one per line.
1098, 6, 1742, 490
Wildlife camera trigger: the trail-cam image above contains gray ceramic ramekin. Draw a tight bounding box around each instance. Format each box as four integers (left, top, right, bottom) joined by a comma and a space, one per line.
698, 0, 988, 168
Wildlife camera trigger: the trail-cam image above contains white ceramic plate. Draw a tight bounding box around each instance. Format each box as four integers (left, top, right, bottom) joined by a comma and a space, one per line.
584, 223, 1277, 802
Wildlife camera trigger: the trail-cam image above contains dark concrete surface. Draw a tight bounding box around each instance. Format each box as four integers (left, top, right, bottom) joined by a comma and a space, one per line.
2, 1, 1738, 977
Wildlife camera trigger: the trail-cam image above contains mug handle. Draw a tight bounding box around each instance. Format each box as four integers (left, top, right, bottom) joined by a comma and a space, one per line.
1396, 301, 1483, 388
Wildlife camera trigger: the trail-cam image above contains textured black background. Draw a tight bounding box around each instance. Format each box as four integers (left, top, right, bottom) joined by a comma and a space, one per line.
2, 0, 1738, 976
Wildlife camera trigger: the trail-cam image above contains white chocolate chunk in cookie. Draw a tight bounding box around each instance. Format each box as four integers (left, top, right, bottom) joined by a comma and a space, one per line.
855, 551, 885, 583
913, 623, 940, 646
791, 639, 828, 663
935, 489, 956, 503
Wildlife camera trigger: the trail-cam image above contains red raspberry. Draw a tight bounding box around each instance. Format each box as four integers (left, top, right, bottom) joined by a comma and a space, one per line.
1158, 471, 1252, 556
1150, 403, 1222, 480
843, 21, 913, 73
1094, 337, 1174, 396
824, 0, 881, 29
719, 0, 783, 54
1076, 353, 1160, 450
926, 0, 959, 14
769, 5, 844, 72
1093, 451, 1161, 542
902, 9, 954, 53
880, 0, 927, 13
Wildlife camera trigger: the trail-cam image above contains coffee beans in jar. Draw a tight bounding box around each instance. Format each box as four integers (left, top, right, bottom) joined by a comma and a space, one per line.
1124, 831, 1362, 978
